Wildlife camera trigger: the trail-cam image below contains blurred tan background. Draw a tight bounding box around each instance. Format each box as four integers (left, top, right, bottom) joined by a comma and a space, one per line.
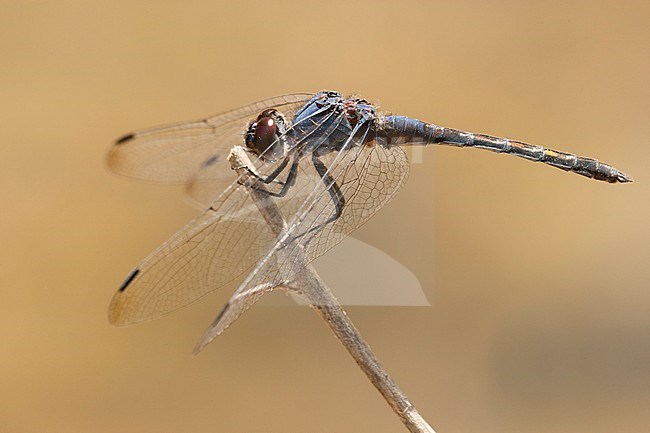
1, 1, 648, 432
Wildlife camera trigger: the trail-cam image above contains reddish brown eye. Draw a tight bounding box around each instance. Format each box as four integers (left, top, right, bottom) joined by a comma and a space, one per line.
253, 117, 277, 155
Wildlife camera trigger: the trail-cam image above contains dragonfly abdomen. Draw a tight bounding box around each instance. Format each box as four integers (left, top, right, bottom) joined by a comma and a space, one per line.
441, 130, 633, 183
379, 115, 442, 145
379, 115, 632, 183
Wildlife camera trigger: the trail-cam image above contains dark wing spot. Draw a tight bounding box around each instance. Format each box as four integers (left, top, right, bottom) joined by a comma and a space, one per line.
202, 155, 220, 167
118, 268, 140, 292
115, 133, 135, 145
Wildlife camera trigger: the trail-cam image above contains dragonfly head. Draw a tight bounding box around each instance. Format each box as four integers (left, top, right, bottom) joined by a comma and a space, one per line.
245, 109, 289, 162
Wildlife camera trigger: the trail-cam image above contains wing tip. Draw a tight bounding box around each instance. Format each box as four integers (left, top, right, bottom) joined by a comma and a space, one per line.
108, 268, 141, 326
118, 268, 140, 292
115, 133, 135, 145
193, 303, 230, 354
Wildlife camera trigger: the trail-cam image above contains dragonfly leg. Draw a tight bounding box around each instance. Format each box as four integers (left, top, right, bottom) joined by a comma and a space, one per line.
248, 157, 300, 198
284, 154, 345, 245
243, 155, 290, 185
311, 153, 345, 226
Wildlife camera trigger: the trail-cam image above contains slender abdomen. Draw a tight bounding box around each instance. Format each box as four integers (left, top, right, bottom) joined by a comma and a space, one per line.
379, 115, 632, 183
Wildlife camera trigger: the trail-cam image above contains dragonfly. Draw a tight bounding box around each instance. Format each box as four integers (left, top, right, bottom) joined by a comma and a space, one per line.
107, 90, 632, 350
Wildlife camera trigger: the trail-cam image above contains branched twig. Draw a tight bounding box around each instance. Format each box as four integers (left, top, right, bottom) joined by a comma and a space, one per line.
227, 146, 436, 433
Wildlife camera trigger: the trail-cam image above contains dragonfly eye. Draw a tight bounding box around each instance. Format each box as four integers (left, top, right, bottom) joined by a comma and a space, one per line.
246, 117, 284, 160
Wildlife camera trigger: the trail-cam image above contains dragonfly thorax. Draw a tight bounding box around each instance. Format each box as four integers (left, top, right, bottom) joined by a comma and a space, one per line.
245, 109, 289, 162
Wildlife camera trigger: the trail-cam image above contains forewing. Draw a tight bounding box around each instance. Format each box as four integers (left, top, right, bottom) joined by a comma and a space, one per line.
106, 93, 313, 184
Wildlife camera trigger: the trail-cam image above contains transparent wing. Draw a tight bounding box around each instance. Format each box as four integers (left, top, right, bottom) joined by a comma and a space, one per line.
108, 103, 347, 326
184, 178, 229, 209
106, 93, 313, 184
200, 125, 411, 340
282, 139, 410, 276
108, 183, 275, 325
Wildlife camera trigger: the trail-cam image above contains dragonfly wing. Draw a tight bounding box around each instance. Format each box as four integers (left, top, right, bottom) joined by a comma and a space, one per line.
183, 178, 231, 210
108, 183, 278, 325
106, 93, 313, 184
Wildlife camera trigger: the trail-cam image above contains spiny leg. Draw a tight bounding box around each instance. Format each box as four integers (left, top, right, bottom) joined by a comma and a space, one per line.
304, 153, 346, 235
282, 153, 346, 246
243, 155, 290, 186
246, 157, 300, 198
